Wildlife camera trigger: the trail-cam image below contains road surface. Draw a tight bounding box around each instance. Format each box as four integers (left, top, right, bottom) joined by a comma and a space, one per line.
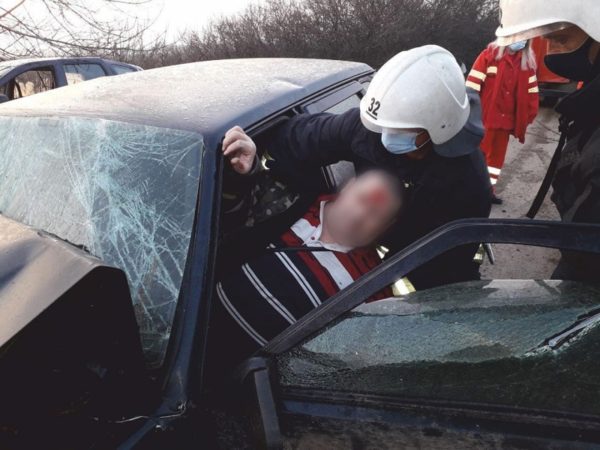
481, 106, 562, 280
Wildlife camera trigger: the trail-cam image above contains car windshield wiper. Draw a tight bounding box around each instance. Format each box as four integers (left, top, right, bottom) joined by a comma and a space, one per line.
547, 311, 600, 349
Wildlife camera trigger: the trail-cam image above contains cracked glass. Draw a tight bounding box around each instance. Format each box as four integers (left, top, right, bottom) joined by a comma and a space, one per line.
278, 280, 600, 415
0, 115, 203, 365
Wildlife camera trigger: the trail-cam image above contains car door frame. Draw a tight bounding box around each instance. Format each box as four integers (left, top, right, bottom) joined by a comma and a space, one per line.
248, 219, 600, 448
302, 80, 365, 114
261, 218, 600, 355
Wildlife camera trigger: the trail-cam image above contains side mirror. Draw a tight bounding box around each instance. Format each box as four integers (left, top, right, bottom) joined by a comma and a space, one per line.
0, 94, 9, 104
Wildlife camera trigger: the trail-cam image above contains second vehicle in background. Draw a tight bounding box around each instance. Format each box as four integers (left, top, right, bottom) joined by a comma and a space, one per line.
0, 56, 141, 103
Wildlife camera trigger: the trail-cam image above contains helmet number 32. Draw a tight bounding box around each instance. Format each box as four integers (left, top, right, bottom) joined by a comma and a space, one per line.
367, 97, 381, 119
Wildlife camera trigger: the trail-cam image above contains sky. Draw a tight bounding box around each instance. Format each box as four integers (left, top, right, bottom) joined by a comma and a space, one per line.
0, 0, 261, 55
144, 0, 260, 38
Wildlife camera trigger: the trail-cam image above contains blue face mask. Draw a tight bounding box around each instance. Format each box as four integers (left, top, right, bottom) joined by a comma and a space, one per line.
509, 40, 527, 52
381, 131, 425, 155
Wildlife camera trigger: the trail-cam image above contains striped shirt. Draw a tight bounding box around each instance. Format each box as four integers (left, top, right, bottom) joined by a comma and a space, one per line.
216, 196, 393, 347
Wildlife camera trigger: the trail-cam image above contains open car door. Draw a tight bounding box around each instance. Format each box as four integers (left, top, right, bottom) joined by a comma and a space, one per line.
234, 219, 600, 449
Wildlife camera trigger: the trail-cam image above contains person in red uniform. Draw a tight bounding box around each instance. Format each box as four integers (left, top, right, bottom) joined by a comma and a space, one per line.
467, 40, 540, 204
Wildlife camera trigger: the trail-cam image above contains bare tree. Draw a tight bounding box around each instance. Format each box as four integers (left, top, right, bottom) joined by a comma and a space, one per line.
0, 0, 160, 60
136, 0, 498, 70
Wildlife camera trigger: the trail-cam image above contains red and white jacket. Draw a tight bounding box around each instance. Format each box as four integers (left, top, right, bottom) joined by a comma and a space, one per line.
467, 45, 540, 143
216, 195, 393, 347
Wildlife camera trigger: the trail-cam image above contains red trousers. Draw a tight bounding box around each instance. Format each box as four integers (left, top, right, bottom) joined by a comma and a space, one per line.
480, 128, 511, 187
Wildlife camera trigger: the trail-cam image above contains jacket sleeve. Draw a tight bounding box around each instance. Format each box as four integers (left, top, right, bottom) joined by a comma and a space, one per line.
466, 50, 489, 94
265, 108, 365, 169
514, 69, 540, 143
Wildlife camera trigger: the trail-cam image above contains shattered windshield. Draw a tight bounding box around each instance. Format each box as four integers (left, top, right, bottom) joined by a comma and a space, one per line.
278, 280, 600, 415
0, 116, 203, 365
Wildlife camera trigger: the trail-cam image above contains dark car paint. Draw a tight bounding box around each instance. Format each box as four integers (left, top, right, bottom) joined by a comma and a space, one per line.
0, 57, 141, 100
0, 216, 148, 449
0, 213, 142, 348
280, 393, 600, 449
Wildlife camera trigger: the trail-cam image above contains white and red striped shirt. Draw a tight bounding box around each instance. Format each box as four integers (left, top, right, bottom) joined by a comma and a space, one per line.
216, 195, 392, 347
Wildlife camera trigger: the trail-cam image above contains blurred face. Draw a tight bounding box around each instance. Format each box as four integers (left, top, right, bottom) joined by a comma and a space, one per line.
325, 173, 402, 248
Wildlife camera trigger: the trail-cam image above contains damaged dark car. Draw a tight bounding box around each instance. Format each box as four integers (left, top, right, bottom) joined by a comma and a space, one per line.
0, 59, 599, 449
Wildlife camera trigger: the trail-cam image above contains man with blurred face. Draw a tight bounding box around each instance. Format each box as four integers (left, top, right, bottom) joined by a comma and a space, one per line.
208, 132, 402, 369
496, 0, 600, 279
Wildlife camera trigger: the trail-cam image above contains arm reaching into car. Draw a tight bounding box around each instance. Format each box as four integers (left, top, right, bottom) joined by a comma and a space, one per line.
265, 109, 367, 169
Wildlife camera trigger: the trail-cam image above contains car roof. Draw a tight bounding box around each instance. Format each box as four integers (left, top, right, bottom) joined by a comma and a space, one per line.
0, 58, 372, 142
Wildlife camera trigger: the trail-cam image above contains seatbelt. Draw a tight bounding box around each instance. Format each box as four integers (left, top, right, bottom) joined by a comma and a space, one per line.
526, 117, 571, 219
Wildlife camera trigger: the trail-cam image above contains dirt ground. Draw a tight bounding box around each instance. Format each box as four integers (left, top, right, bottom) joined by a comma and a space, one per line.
481, 106, 562, 280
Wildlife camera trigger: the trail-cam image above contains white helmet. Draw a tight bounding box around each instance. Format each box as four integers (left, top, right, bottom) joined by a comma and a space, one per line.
360, 45, 470, 146
496, 0, 600, 46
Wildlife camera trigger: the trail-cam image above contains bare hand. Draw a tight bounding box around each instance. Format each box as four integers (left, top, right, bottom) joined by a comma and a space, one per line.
222, 126, 256, 174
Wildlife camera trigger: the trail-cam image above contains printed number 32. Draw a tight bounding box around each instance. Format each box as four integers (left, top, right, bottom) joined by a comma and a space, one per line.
368, 98, 381, 117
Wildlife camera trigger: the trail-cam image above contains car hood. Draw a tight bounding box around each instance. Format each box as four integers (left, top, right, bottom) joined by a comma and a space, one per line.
0, 214, 117, 347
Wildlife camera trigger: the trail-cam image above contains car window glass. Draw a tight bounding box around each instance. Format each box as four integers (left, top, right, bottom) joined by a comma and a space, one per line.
13, 68, 55, 98
111, 64, 137, 75
277, 280, 600, 416
325, 94, 361, 115
0, 116, 204, 365
64, 63, 106, 85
